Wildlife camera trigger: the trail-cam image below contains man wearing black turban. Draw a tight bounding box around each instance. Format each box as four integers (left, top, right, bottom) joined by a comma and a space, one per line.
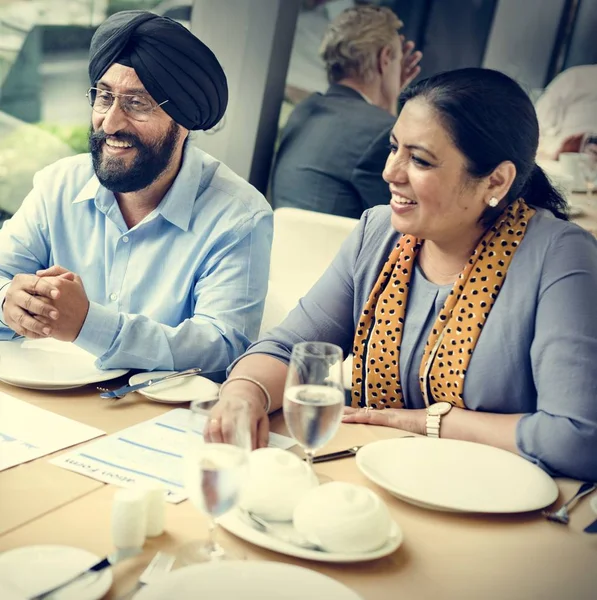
0, 11, 273, 381
88, 9, 228, 132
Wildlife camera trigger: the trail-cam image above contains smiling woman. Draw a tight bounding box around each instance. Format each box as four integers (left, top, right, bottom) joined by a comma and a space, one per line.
209, 67, 597, 483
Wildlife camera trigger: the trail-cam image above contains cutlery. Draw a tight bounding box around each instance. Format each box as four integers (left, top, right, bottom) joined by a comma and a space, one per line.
584, 517, 597, 534
98, 367, 202, 399
31, 547, 141, 600
311, 437, 414, 464
542, 481, 596, 524
116, 551, 175, 600
311, 446, 362, 464
238, 508, 324, 552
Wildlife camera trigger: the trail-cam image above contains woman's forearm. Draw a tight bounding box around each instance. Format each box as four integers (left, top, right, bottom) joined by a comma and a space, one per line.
430, 407, 523, 454
225, 353, 289, 413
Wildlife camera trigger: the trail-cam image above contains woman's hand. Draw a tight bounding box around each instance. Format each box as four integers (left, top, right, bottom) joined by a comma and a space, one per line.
204, 393, 270, 449
342, 406, 426, 435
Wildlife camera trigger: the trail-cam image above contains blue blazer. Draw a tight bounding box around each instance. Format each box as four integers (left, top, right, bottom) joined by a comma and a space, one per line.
271, 84, 396, 219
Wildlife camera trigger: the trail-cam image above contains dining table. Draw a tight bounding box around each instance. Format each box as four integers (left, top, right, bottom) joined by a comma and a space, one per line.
1, 375, 596, 600
1, 190, 597, 600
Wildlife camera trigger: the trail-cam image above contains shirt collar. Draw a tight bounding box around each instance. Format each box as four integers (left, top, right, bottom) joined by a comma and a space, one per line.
72, 174, 101, 204
155, 144, 203, 232
71, 145, 203, 232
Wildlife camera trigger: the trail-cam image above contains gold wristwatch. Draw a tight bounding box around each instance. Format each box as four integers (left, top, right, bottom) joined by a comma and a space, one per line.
425, 402, 452, 438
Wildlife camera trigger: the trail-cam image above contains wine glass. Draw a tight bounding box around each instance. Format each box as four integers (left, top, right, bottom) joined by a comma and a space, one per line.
283, 342, 345, 481
178, 398, 250, 564
579, 133, 597, 195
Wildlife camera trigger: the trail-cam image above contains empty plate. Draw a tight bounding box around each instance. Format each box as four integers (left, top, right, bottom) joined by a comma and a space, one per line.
0, 338, 127, 390
128, 371, 219, 403
0, 545, 113, 600
133, 561, 362, 600
356, 437, 559, 513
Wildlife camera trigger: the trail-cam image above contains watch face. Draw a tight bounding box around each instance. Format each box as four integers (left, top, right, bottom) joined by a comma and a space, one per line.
430, 401, 452, 416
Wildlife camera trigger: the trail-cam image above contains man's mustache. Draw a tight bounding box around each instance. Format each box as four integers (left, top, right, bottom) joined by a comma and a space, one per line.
90, 129, 141, 147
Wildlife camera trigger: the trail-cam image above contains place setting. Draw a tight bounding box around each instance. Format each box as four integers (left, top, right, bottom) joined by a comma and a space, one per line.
98, 368, 218, 403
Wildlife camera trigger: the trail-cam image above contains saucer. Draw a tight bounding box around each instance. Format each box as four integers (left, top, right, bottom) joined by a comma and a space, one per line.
128, 371, 219, 403
0, 545, 113, 600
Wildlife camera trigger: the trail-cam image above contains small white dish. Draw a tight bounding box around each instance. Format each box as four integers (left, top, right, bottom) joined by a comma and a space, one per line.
356, 437, 559, 513
218, 507, 402, 563
0, 338, 127, 390
128, 371, 219, 403
133, 560, 363, 599
0, 545, 113, 600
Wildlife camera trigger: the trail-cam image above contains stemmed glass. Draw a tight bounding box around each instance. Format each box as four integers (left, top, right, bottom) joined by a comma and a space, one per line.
178, 398, 250, 564
283, 342, 345, 481
579, 133, 597, 196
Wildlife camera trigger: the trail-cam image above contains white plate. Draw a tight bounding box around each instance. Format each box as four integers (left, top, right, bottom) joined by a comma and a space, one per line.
218, 507, 403, 563
356, 437, 558, 513
0, 339, 128, 390
128, 371, 219, 403
134, 560, 362, 600
0, 545, 113, 600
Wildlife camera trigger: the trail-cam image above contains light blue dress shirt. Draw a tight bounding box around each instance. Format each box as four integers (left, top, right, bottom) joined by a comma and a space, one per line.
0, 146, 273, 379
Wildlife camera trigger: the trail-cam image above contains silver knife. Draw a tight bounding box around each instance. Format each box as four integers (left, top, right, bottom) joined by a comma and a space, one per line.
311, 437, 415, 463
584, 517, 597, 533
31, 547, 141, 599
99, 367, 202, 399
311, 445, 362, 463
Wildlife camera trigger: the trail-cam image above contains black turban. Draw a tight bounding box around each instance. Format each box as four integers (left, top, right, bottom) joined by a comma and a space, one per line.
89, 10, 228, 131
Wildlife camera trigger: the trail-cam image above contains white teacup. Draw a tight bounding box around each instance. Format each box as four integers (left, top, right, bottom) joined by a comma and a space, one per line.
559, 153, 584, 191
239, 448, 318, 521
293, 482, 391, 553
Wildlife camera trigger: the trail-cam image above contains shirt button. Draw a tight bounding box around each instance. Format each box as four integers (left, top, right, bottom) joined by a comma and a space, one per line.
109, 293, 118, 301
122, 236, 129, 243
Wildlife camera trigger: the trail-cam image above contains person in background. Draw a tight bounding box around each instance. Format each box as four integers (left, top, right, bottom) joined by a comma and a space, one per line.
207, 68, 597, 483
536, 64, 597, 159
271, 4, 422, 219
0, 11, 273, 379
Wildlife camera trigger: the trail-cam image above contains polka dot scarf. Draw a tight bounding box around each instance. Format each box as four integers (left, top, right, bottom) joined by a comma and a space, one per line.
351, 199, 535, 409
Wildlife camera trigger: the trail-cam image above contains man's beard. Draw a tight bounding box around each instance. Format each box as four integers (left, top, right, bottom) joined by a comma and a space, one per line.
89, 120, 181, 193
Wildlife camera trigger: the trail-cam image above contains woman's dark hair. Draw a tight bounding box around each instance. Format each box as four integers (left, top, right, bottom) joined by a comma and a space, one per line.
399, 68, 568, 224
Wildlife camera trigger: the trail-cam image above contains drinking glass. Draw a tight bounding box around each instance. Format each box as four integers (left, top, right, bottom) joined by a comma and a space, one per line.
579, 133, 597, 195
178, 398, 250, 564
283, 342, 345, 479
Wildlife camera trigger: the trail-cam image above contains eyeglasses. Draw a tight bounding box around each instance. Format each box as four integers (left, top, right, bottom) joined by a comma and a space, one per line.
86, 87, 168, 121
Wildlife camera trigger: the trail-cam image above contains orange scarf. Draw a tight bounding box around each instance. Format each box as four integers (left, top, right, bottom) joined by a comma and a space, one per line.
351, 199, 535, 409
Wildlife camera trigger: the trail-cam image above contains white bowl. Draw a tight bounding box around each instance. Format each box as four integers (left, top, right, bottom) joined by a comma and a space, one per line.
293, 482, 391, 553
239, 448, 318, 521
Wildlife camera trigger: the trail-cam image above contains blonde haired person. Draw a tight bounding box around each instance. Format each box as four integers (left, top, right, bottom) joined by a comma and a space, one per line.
208, 68, 597, 483
320, 5, 406, 115
271, 5, 422, 220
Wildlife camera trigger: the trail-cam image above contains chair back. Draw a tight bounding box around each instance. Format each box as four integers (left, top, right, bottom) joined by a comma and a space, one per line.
260, 208, 358, 335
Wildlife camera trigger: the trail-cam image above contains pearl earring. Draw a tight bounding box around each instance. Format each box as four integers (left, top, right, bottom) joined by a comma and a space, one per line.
488, 196, 499, 208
